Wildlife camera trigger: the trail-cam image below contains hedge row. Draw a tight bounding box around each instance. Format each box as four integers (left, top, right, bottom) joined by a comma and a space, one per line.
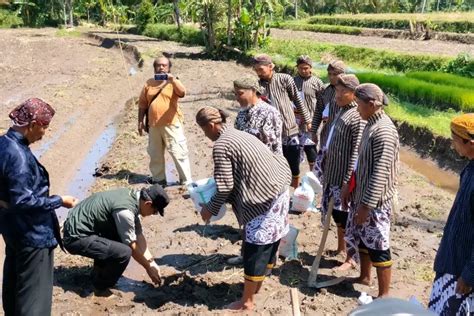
307, 16, 473, 33
406, 71, 474, 90
356, 72, 474, 112
273, 21, 362, 35
142, 23, 205, 46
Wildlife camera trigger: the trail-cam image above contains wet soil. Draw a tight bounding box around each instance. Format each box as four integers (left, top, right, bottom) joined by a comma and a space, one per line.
270, 28, 474, 57
0, 28, 461, 315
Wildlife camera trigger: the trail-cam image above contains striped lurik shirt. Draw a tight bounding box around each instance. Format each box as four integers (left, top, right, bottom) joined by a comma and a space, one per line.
207, 125, 291, 225
352, 111, 399, 209
294, 75, 324, 120
258, 73, 311, 138
311, 84, 338, 146
323, 102, 366, 189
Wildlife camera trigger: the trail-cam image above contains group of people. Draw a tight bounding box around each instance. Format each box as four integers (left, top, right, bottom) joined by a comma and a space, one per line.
0, 53, 472, 316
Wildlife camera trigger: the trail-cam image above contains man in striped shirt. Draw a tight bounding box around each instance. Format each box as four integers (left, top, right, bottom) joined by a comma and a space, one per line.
312, 60, 346, 182
196, 106, 291, 311
253, 54, 311, 188
294, 55, 324, 171
343, 83, 399, 298
322, 74, 365, 271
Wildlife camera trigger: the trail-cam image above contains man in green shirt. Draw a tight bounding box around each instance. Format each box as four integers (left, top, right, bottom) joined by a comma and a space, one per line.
63, 185, 169, 295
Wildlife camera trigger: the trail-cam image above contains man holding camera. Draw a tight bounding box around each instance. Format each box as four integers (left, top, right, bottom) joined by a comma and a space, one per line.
138, 56, 192, 186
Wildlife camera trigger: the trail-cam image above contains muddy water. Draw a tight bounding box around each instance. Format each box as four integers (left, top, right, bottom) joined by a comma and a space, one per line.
400, 147, 459, 194
55, 123, 117, 222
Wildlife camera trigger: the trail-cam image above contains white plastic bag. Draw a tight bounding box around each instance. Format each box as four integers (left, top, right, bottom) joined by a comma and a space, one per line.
187, 178, 226, 222
304, 171, 322, 194
279, 225, 299, 260
292, 177, 315, 213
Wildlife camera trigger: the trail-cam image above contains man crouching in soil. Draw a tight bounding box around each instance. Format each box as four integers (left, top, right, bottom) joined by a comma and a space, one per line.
196, 106, 291, 311
62, 185, 169, 296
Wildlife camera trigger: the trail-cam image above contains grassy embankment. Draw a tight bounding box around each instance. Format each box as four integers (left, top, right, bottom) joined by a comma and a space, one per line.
307, 12, 474, 33
273, 12, 474, 37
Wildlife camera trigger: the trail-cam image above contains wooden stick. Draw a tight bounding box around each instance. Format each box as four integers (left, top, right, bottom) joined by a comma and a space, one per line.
290, 288, 301, 316
308, 197, 335, 287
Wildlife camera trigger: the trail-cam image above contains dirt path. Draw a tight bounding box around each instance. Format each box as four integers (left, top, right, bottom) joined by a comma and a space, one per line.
49, 31, 456, 315
0, 27, 141, 195
271, 28, 474, 57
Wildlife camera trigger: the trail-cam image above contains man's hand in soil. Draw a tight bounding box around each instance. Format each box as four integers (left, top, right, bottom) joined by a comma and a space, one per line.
146, 261, 162, 285
199, 203, 212, 223
61, 195, 79, 208
341, 184, 350, 210
355, 204, 371, 225
456, 277, 472, 295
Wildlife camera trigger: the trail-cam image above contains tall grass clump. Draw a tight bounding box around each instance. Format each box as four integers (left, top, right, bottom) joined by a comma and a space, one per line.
406, 71, 474, 90
143, 23, 205, 46
0, 9, 22, 28
260, 39, 454, 74
357, 72, 474, 112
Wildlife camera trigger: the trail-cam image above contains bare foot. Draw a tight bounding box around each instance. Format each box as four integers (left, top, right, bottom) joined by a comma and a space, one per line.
225, 300, 254, 311
346, 276, 372, 286
333, 260, 356, 272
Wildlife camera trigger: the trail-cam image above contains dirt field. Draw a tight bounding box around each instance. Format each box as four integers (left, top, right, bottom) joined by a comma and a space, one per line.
0, 28, 459, 315
270, 28, 474, 57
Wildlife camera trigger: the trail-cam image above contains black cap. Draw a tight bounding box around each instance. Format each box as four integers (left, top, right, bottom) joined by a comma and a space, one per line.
142, 184, 169, 216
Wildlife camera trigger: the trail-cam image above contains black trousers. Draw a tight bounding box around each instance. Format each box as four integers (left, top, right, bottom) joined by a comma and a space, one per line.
2, 236, 54, 316
64, 235, 132, 290
282, 144, 301, 177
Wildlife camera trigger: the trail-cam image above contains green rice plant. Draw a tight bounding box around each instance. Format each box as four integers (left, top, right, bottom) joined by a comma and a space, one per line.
142, 23, 205, 46
385, 99, 457, 138
274, 21, 362, 35
406, 72, 474, 90
357, 72, 474, 112
258, 39, 455, 75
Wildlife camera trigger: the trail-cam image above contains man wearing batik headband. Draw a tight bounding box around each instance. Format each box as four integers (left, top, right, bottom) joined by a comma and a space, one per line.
197, 106, 291, 311
321, 74, 365, 272
311, 60, 346, 182
0, 98, 78, 316
253, 54, 311, 188
342, 83, 399, 298
294, 55, 324, 171
428, 113, 474, 315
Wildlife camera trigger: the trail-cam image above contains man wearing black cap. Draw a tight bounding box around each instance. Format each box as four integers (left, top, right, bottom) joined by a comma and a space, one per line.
62, 185, 169, 295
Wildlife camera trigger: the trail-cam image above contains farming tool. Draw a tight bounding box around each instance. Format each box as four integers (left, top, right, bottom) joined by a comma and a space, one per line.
308, 197, 346, 288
